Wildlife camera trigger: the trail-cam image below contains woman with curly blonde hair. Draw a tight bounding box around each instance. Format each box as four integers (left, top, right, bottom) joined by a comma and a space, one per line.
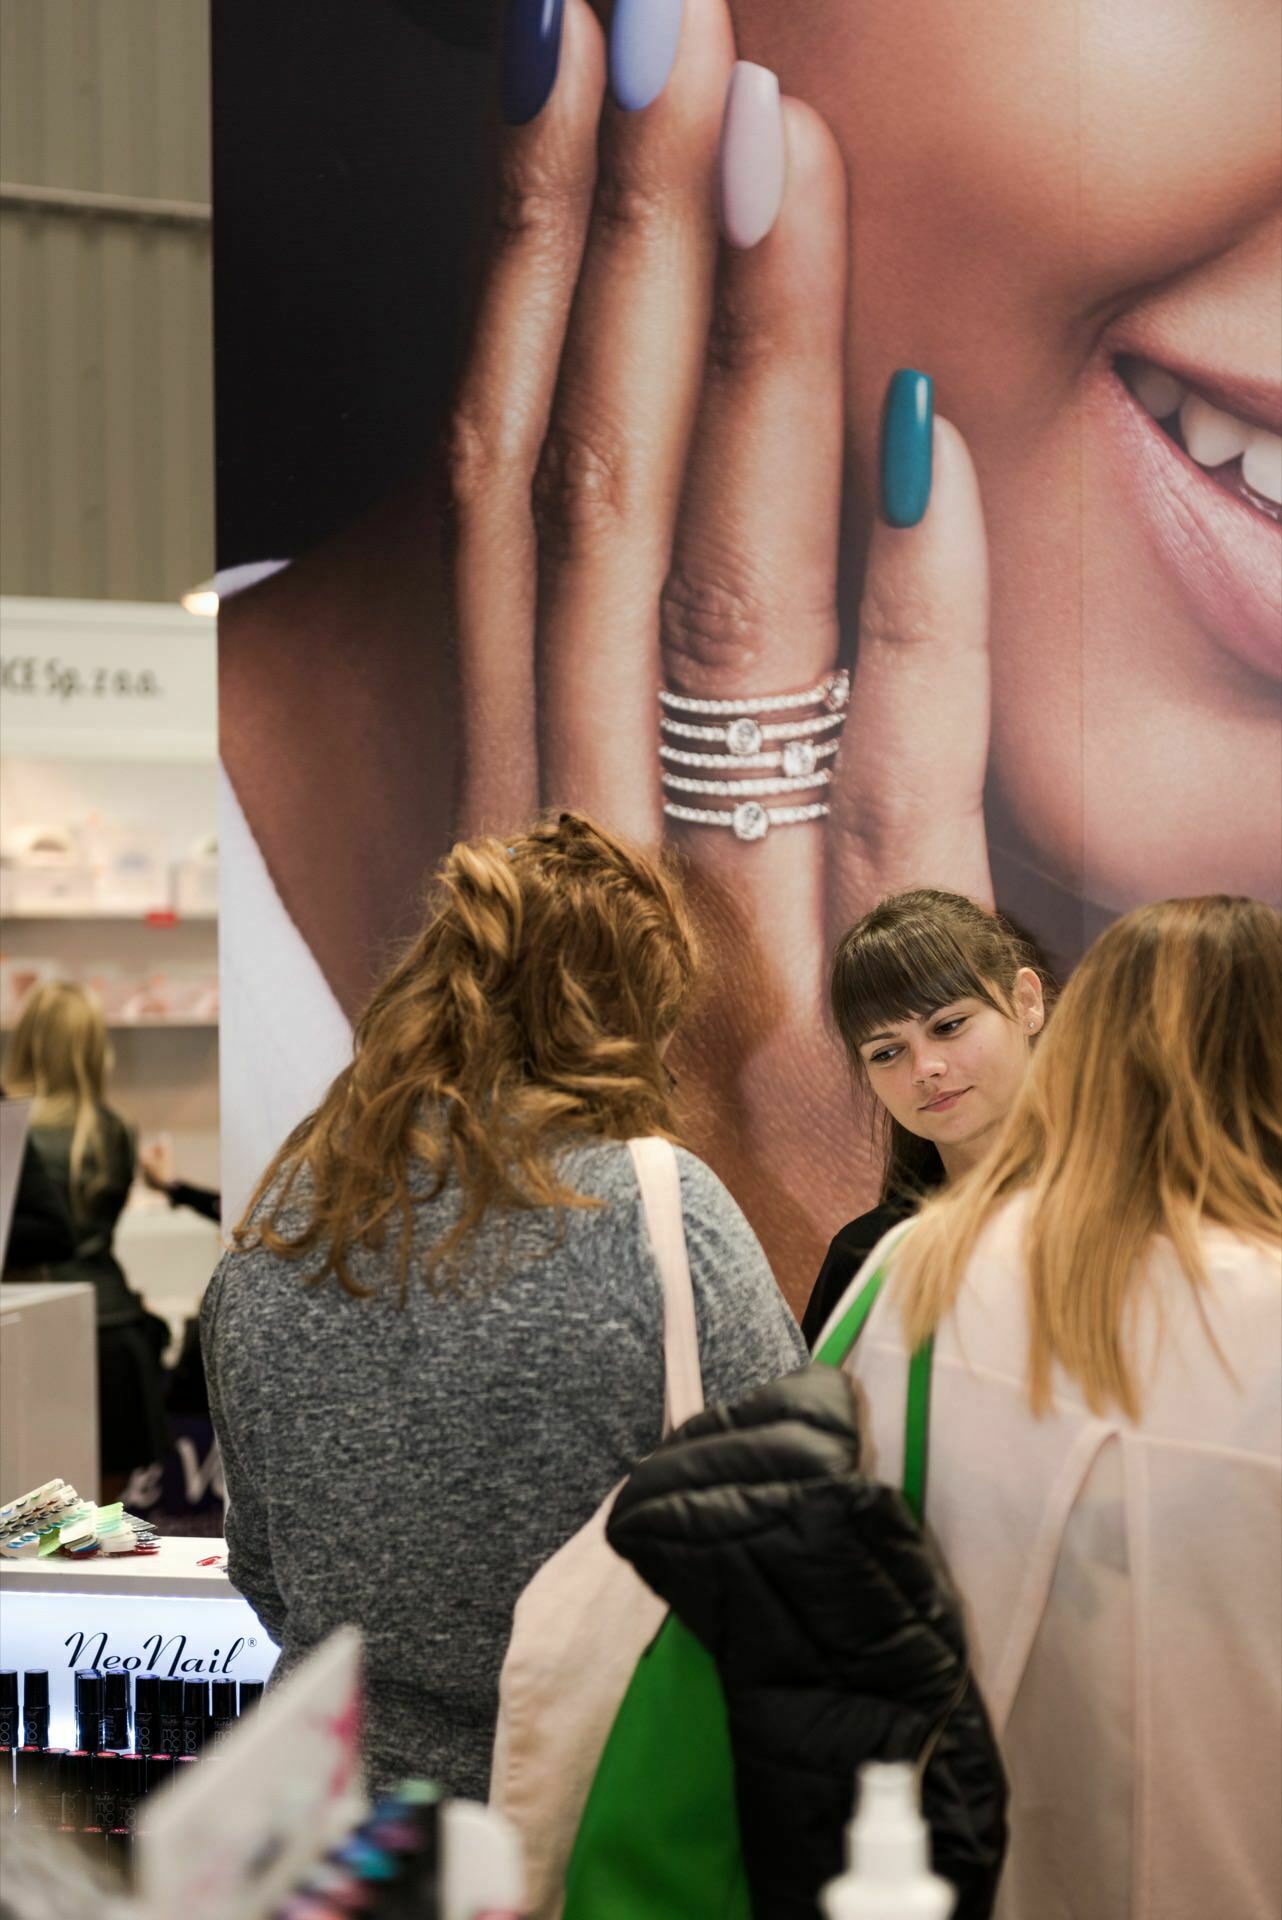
203, 811, 804, 1795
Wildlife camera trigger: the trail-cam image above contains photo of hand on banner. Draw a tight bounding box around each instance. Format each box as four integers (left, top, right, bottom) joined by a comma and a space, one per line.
217, 0, 1282, 1307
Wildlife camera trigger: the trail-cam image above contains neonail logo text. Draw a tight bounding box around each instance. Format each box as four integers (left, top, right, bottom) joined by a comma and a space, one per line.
64, 1631, 253, 1678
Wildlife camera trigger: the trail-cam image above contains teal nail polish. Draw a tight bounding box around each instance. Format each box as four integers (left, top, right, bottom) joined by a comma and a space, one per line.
880, 370, 933, 529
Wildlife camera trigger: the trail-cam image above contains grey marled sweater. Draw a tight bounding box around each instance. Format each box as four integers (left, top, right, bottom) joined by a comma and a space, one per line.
201, 1138, 805, 1798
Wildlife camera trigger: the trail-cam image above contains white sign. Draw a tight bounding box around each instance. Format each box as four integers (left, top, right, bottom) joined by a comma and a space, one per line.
0, 1580, 277, 1750
0, 596, 216, 763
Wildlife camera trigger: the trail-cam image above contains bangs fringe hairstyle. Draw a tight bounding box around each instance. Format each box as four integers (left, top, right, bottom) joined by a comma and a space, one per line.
237, 812, 699, 1295
4, 981, 111, 1219
891, 896, 1282, 1419
830, 890, 1051, 1202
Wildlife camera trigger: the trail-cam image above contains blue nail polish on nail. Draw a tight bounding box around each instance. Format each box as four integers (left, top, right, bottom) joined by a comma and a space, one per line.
880, 369, 934, 528
610, 0, 684, 112
501, 0, 566, 127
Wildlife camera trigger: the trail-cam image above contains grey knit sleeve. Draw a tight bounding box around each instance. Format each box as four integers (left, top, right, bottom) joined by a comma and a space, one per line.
201, 1256, 291, 1649
673, 1147, 808, 1409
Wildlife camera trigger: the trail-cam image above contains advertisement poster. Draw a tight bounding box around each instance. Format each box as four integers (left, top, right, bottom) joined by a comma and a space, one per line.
213, 0, 1282, 1311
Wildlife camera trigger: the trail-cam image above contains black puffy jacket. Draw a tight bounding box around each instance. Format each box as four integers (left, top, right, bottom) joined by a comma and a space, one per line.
606, 1366, 1007, 1920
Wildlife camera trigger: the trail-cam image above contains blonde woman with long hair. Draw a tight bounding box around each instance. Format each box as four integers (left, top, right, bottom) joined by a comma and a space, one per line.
827, 896, 1282, 1920
4, 982, 169, 1493
202, 813, 805, 1798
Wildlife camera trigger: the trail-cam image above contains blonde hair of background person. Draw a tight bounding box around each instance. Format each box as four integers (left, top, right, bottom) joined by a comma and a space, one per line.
5, 980, 168, 1495
5, 981, 112, 1219
891, 894, 1282, 1416
838, 895, 1282, 1920
204, 809, 805, 1803
236, 808, 700, 1292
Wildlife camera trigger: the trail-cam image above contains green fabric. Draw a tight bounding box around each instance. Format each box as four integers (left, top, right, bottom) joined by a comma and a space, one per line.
564, 1250, 932, 1919
902, 1336, 935, 1524
562, 1613, 750, 1920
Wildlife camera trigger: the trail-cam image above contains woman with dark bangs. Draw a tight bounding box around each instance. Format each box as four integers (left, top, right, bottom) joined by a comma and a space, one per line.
802, 890, 1050, 1345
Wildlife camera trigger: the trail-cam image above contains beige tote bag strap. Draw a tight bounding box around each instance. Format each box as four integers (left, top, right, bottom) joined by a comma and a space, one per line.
628, 1137, 704, 1435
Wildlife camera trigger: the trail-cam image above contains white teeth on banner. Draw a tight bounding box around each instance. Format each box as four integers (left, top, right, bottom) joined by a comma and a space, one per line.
1179, 392, 1255, 468
1242, 431, 1282, 506
1130, 364, 1186, 420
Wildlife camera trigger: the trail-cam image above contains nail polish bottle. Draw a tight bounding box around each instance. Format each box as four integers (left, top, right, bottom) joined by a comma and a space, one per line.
0, 1747, 12, 1819
238, 1679, 265, 1714
116, 1751, 143, 1830
14, 1746, 50, 1824
101, 1671, 131, 1750
180, 1678, 209, 1754
143, 1751, 175, 1799
209, 1678, 238, 1737
60, 1749, 91, 1827
157, 1677, 183, 1753
74, 1671, 103, 1753
92, 1750, 120, 1831
77, 1825, 106, 1865
35, 1748, 67, 1828
0, 1672, 17, 1747
21, 1670, 49, 1748
133, 1675, 159, 1754
105, 1825, 132, 1880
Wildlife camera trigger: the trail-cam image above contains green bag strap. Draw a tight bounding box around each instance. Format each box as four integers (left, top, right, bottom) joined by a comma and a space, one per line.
813, 1245, 935, 1525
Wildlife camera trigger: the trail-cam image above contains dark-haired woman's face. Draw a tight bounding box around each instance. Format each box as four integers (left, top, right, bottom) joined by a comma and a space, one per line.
734, 0, 1282, 914
857, 981, 1041, 1174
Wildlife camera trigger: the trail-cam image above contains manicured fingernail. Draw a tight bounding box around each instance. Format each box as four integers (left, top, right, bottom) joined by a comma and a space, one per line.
718, 62, 785, 250
501, 0, 566, 126
880, 370, 934, 528
610, 0, 683, 111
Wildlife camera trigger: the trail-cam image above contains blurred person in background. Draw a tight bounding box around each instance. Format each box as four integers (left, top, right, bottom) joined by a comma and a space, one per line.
4, 982, 169, 1500
1, 1086, 75, 1273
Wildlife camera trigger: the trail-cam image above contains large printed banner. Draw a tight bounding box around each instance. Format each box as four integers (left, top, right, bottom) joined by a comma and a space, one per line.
213, 0, 1282, 1312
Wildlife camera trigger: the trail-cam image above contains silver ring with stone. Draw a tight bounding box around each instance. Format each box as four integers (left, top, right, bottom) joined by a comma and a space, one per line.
663, 799, 830, 841
661, 768, 834, 799
658, 738, 839, 774
658, 669, 849, 718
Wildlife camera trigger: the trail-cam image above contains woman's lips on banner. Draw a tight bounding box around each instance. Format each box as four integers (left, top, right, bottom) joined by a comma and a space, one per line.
1098, 345, 1282, 685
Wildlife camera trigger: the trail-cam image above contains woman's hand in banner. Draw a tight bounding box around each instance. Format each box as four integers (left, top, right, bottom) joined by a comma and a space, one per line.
445, 0, 991, 1308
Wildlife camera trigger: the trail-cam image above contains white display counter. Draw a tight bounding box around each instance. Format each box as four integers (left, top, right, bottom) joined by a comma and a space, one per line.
0, 1534, 278, 1749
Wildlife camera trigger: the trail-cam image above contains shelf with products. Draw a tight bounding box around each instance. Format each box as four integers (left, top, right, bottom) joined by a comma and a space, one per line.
0, 907, 217, 923
1, 1017, 218, 1033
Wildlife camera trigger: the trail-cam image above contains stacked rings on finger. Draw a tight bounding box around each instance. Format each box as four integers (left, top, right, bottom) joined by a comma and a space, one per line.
659, 670, 850, 841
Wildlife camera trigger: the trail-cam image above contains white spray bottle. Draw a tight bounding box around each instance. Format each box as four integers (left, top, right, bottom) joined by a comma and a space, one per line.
820, 1762, 957, 1920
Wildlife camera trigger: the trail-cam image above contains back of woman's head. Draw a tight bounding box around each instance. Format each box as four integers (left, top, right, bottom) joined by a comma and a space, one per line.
1035, 895, 1282, 1211
830, 889, 1050, 1199
894, 896, 1282, 1416
241, 812, 699, 1292
4, 981, 110, 1214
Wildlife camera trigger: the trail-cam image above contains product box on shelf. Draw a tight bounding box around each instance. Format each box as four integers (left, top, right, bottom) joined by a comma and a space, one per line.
174, 834, 219, 919
0, 826, 95, 917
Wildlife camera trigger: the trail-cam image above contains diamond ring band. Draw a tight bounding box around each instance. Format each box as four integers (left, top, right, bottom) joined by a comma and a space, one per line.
663, 800, 831, 840
660, 670, 848, 841
659, 738, 840, 773
659, 671, 850, 717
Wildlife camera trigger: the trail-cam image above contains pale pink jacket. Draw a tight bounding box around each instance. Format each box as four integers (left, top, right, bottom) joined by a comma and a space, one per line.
835, 1195, 1281, 1920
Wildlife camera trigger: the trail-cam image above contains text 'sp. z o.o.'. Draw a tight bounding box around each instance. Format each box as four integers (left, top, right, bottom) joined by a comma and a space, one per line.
0, 656, 165, 700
